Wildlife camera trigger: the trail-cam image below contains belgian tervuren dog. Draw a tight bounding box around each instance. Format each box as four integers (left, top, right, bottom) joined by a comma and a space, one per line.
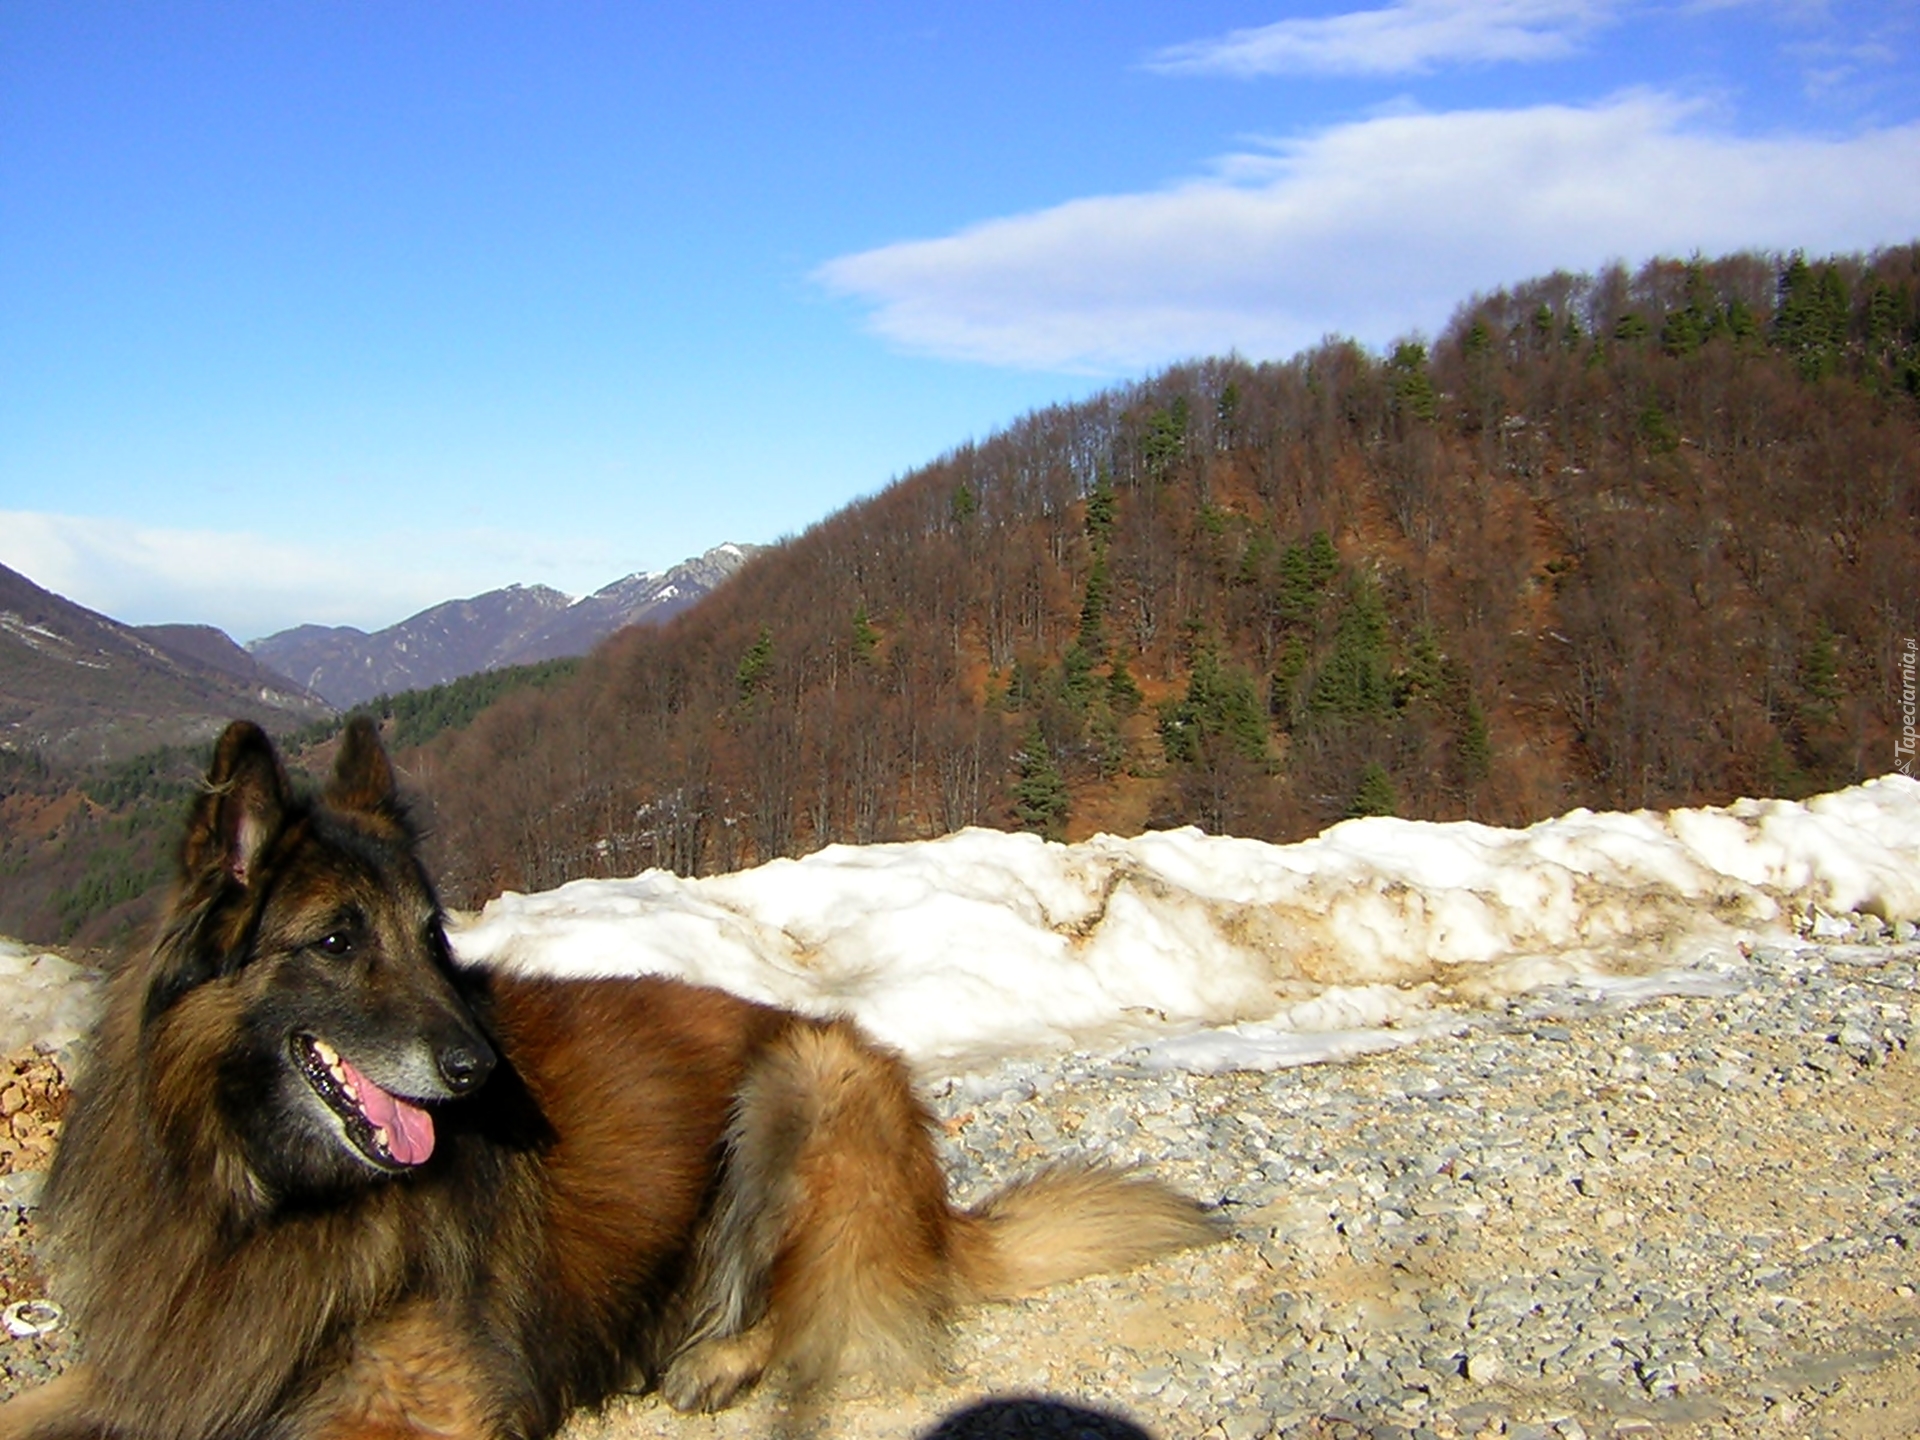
1, 719, 1218, 1440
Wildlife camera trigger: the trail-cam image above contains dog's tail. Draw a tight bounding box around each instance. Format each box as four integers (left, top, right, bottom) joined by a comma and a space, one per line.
946, 1163, 1225, 1302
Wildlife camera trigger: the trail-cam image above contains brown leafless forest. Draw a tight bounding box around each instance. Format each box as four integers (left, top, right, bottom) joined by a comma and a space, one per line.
406, 248, 1920, 907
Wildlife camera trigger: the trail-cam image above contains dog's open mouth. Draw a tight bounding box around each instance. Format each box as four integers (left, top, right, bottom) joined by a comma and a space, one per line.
293, 1035, 436, 1168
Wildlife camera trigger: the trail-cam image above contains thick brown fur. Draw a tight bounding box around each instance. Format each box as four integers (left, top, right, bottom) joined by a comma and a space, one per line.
1, 720, 1221, 1440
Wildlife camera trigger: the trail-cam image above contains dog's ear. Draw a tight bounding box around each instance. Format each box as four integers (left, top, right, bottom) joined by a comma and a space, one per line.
326, 715, 400, 819
184, 721, 292, 888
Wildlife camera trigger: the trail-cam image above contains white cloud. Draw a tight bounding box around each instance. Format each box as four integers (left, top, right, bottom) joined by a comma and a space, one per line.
0, 511, 525, 642
1145, 0, 1613, 78
816, 93, 1920, 374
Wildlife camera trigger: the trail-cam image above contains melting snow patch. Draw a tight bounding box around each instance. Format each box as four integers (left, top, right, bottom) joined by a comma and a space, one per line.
0, 941, 101, 1060
1130, 1012, 1470, 1075
451, 775, 1920, 1073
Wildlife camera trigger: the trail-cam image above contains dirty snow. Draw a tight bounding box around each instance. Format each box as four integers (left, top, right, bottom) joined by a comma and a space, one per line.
0, 944, 100, 1061
451, 775, 1920, 1073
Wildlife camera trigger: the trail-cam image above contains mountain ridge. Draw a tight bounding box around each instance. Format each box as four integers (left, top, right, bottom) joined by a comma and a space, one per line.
247, 543, 760, 707
0, 564, 334, 765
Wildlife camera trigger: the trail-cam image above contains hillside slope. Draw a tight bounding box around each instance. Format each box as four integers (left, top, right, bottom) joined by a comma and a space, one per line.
0, 563, 332, 765
249, 585, 573, 708
409, 246, 1920, 906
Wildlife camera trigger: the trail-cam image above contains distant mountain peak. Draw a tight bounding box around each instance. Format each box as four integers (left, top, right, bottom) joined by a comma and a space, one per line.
248, 542, 760, 708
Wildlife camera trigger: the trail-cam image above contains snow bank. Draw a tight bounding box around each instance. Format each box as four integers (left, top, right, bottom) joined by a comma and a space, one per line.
0, 941, 101, 1060
450, 775, 1920, 1072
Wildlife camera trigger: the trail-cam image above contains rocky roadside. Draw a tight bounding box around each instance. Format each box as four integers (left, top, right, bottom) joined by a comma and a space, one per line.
1, 937, 1916, 1439
0, 1050, 72, 1394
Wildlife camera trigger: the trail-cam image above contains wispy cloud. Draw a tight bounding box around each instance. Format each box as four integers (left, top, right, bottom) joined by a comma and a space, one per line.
1785, 22, 1912, 106
1145, 0, 1614, 78
0, 511, 549, 640
816, 93, 1920, 375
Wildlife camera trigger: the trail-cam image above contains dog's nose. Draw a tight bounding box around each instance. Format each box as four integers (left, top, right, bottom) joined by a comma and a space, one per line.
437, 1037, 496, 1093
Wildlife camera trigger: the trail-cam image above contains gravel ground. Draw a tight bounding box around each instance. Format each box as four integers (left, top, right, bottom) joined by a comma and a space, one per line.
2, 933, 1916, 1440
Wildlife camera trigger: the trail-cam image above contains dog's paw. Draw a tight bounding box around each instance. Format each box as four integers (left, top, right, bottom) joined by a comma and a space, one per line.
661, 1331, 771, 1413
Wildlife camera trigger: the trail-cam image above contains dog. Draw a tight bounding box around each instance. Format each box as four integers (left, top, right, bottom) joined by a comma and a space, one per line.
1, 718, 1219, 1440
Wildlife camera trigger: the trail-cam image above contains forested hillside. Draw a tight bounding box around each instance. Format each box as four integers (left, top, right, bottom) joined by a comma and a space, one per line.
0, 659, 578, 945
412, 247, 1920, 907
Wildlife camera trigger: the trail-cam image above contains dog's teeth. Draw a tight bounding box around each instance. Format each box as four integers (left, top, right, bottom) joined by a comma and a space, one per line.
313, 1039, 338, 1066
372, 1126, 389, 1155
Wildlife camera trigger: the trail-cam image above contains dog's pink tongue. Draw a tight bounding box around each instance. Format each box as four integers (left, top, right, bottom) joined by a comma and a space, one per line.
339, 1058, 435, 1165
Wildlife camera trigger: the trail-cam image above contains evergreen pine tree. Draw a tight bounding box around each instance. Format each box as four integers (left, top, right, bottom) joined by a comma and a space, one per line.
1309, 580, 1392, 722
1142, 398, 1190, 480
1106, 652, 1143, 714
1305, 530, 1340, 588
1277, 542, 1317, 626
1084, 476, 1116, 544
1402, 625, 1444, 706
851, 605, 880, 661
1457, 698, 1492, 785
1612, 312, 1652, 342
1160, 647, 1269, 767
1388, 341, 1439, 422
1800, 625, 1842, 725
1076, 553, 1110, 660
1531, 304, 1556, 352
1005, 658, 1044, 711
1268, 636, 1310, 732
1775, 255, 1851, 380
1215, 382, 1241, 449
1012, 723, 1070, 841
736, 627, 774, 703
1347, 762, 1398, 818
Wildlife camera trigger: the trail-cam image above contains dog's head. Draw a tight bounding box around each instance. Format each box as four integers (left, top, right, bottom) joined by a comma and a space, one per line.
144, 718, 496, 1197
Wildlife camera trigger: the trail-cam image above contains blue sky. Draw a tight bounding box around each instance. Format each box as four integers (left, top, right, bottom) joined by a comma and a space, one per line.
3, 2, 1916, 641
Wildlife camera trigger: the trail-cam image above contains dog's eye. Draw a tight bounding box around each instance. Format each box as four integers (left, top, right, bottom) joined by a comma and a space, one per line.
315, 932, 355, 958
